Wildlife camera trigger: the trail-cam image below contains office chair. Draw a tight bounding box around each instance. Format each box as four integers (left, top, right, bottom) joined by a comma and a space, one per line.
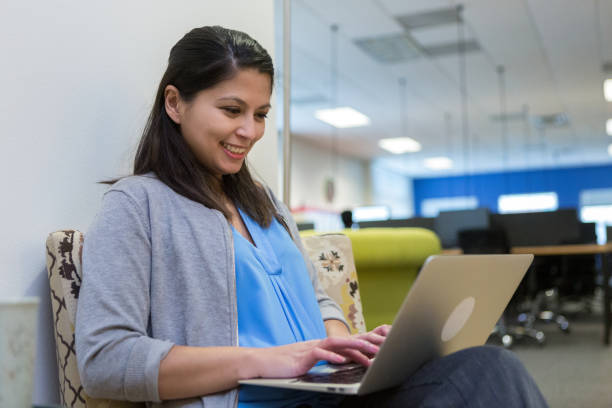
542, 222, 598, 316
457, 228, 545, 347
523, 222, 598, 331
521, 257, 570, 334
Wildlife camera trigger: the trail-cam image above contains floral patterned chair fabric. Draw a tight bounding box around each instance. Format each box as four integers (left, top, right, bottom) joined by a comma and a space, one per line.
301, 233, 367, 334
46, 230, 142, 408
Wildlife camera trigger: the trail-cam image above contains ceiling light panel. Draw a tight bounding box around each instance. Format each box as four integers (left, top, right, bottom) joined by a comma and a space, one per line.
314, 107, 371, 128
424, 156, 453, 170
354, 33, 422, 64
605, 79, 612, 102
378, 137, 422, 154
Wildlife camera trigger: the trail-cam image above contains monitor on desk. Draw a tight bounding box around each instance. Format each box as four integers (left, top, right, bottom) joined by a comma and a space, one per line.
490, 209, 581, 247
434, 208, 490, 248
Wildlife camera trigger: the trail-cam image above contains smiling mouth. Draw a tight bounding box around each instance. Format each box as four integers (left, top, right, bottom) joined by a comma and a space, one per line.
221, 142, 247, 155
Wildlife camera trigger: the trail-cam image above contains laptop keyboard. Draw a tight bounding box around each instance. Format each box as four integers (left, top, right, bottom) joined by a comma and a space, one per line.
297, 365, 367, 384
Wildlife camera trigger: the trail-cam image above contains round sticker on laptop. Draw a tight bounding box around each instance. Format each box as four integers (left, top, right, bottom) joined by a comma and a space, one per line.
441, 297, 476, 342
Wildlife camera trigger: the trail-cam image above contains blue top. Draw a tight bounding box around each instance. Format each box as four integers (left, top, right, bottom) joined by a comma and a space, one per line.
233, 209, 339, 407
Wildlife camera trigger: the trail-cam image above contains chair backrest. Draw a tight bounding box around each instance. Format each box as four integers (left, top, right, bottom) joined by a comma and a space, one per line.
46, 230, 143, 408
301, 233, 367, 334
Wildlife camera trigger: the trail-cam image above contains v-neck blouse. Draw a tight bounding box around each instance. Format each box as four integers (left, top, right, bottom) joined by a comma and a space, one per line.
232, 208, 330, 407
233, 208, 326, 347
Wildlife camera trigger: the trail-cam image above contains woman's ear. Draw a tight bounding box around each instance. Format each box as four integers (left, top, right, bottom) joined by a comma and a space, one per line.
164, 85, 182, 124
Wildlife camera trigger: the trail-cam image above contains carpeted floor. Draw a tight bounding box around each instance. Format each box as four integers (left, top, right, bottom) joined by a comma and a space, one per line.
501, 312, 612, 408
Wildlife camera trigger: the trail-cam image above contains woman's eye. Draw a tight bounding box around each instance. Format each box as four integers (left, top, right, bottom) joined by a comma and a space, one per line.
256, 112, 268, 120
222, 107, 241, 114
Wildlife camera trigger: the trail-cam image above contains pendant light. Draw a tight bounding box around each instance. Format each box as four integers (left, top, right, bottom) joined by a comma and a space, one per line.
497, 65, 509, 193
456, 5, 471, 196
325, 23, 339, 204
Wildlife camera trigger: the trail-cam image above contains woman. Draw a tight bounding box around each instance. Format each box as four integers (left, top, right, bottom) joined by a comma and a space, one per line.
75, 26, 548, 407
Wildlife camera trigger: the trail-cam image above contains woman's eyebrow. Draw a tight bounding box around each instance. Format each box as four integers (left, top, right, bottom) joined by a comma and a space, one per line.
217, 96, 271, 110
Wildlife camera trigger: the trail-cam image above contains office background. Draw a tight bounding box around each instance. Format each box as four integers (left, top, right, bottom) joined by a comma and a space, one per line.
2, 0, 612, 405
414, 163, 612, 215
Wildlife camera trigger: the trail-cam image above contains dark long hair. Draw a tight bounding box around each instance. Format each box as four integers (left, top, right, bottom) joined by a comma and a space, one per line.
109, 26, 286, 229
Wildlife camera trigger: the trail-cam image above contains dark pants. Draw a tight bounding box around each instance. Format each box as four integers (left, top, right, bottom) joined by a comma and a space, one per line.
302, 346, 548, 408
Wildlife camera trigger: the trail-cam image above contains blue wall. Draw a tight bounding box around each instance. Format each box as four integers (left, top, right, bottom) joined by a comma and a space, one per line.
413, 164, 612, 216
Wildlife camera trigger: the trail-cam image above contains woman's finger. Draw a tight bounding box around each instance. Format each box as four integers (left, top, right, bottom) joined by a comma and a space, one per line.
311, 347, 348, 365
335, 348, 372, 366
355, 332, 386, 346
372, 324, 391, 337
319, 337, 379, 366
321, 337, 379, 356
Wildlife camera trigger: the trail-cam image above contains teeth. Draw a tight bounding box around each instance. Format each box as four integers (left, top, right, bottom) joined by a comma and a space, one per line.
222, 143, 246, 154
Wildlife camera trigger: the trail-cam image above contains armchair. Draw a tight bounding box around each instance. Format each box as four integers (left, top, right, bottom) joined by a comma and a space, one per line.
45, 230, 366, 406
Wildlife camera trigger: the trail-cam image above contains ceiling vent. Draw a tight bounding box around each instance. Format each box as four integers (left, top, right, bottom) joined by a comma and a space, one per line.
422, 40, 480, 58
489, 111, 527, 123
353, 33, 422, 64
396, 6, 462, 31
532, 113, 570, 129
291, 93, 328, 105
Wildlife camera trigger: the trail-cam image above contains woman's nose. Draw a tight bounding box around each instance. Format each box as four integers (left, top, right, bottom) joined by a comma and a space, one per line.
236, 117, 258, 139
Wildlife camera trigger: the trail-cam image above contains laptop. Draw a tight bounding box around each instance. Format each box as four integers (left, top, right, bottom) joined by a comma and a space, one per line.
239, 254, 533, 396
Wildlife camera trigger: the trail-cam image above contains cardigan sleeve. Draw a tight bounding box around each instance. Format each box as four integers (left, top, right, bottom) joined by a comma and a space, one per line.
75, 189, 174, 402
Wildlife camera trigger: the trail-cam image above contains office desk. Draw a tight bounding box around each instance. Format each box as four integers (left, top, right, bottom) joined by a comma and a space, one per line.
511, 243, 612, 345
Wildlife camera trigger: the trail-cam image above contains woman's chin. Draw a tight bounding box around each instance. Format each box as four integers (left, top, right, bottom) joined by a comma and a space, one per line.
220, 164, 244, 176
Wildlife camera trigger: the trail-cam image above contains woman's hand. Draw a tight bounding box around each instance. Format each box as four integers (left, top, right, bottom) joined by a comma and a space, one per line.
323, 321, 392, 363
346, 324, 391, 361
250, 336, 379, 379
158, 325, 393, 399
325, 319, 391, 349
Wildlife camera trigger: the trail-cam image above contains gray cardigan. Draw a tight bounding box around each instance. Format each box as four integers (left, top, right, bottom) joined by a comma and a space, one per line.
75, 174, 347, 408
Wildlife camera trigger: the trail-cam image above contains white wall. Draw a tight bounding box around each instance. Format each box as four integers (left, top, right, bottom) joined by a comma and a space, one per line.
0, 1, 275, 403
290, 137, 369, 212
370, 159, 414, 218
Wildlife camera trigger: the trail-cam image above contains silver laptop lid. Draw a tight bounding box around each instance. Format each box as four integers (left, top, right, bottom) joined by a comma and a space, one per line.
358, 254, 533, 395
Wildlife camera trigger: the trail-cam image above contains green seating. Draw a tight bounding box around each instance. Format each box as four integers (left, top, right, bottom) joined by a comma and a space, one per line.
302, 228, 441, 330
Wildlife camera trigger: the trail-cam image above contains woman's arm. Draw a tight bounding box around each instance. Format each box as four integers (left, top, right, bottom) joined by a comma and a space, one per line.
158, 346, 254, 400
325, 319, 351, 337
76, 189, 174, 401
158, 337, 379, 400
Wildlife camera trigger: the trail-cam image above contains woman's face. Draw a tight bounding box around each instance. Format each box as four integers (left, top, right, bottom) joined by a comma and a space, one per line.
166, 69, 272, 178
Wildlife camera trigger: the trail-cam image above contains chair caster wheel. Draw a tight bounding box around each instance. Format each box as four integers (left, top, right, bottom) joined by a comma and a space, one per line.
501, 334, 513, 348
535, 331, 546, 346
557, 316, 570, 333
